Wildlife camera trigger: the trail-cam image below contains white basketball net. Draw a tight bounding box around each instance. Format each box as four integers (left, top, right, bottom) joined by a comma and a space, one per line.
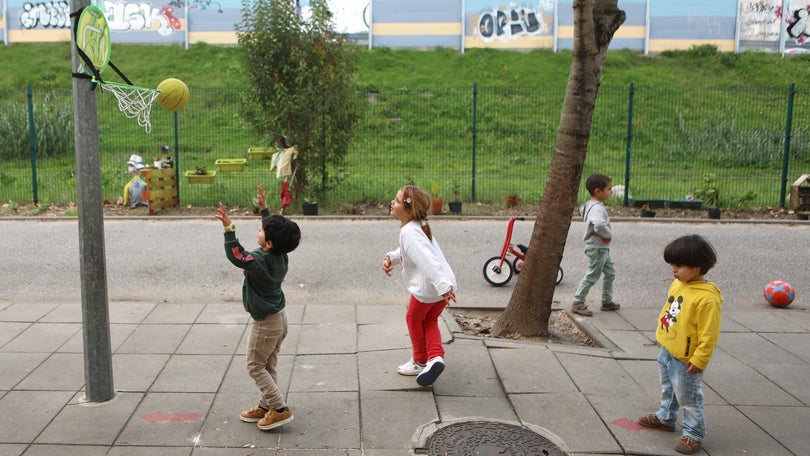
96, 80, 160, 133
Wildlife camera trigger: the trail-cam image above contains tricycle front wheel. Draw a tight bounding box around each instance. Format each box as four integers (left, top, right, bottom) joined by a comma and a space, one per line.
483, 256, 513, 286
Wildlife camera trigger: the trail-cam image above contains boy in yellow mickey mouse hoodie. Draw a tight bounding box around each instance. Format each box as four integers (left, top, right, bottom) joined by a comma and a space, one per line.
638, 234, 723, 455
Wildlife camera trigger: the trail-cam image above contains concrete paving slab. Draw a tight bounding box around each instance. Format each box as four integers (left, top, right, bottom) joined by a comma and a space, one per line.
59, 323, 137, 353
115, 324, 191, 354
196, 304, 249, 325
36, 391, 143, 445
0, 391, 74, 442
357, 304, 405, 324
510, 392, 623, 454
15, 353, 85, 391
111, 447, 192, 456
301, 304, 356, 324
151, 354, 232, 393
112, 353, 171, 392
176, 324, 244, 355
714, 332, 804, 366
277, 324, 300, 357
759, 332, 810, 363
109, 301, 157, 324
586, 393, 678, 455
296, 323, 356, 355
0, 322, 29, 348
0, 444, 26, 456
725, 310, 807, 333
357, 322, 411, 352
704, 360, 797, 406
116, 392, 215, 446
704, 404, 793, 456
361, 450, 412, 456
289, 354, 358, 392
192, 448, 274, 456
280, 391, 360, 449
778, 309, 810, 330
284, 303, 305, 324
23, 444, 109, 455
38, 303, 81, 323
0, 302, 59, 322
598, 329, 659, 359
738, 405, 810, 455
617, 309, 658, 332
434, 396, 518, 422
360, 390, 437, 450
0, 322, 80, 353
489, 344, 576, 394
144, 303, 206, 324
618, 359, 728, 407
0, 352, 48, 389
358, 350, 421, 391
433, 340, 503, 398
555, 352, 647, 397
278, 451, 361, 456
755, 362, 810, 404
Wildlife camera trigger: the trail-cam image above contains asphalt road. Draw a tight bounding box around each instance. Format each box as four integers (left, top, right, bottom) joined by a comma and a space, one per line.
1, 217, 807, 311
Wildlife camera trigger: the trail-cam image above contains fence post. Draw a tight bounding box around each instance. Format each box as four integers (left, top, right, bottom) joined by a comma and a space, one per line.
471, 83, 478, 202
624, 82, 634, 207
779, 82, 795, 208
174, 111, 180, 204
27, 84, 38, 204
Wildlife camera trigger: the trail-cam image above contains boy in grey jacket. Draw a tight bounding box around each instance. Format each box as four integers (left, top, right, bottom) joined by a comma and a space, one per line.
571, 174, 621, 316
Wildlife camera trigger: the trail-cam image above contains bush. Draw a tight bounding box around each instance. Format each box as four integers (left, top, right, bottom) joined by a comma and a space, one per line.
0, 91, 73, 159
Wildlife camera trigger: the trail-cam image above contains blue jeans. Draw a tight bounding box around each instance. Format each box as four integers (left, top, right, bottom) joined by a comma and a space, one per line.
655, 347, 706, 441
573, 248, 614, 304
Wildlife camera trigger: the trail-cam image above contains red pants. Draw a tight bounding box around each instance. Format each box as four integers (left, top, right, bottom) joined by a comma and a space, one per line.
406, 295, 447, 363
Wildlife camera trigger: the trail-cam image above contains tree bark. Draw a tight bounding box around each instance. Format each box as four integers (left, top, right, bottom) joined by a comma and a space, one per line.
493, 0, 625, 337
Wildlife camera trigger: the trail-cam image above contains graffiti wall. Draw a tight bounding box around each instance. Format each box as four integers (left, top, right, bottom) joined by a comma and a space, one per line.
464, 0, 554, 49
3, 0, 810, 55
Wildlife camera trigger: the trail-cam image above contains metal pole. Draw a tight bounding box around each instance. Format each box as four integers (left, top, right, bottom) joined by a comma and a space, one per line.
174, 111, 180, 204
624, 82, 634, 207
27, 85, 39, 204
471, 83, 478, 202
779, 82, 795, 208
71, 0, 114, 402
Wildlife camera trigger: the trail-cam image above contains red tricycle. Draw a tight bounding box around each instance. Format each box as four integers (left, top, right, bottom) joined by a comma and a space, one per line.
482, 217, 563, 287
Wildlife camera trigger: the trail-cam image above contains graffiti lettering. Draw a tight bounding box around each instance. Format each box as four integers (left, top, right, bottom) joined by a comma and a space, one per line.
739, 0, 781, 40
102, 0, 180, 36
787, 7, 810, 44
476, 3, 552, 41
19, 1, 70, 29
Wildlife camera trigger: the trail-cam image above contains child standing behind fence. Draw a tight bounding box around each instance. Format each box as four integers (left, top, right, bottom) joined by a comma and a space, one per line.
382, 185, 457, 387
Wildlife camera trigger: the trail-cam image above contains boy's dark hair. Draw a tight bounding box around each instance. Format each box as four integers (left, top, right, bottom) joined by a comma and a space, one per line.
263, 215, 300, 254
585, 173, 612, 195
664, 234, 717, 275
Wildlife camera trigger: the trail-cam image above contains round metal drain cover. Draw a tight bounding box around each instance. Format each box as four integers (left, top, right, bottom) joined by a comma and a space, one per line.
424, 421, 566, 456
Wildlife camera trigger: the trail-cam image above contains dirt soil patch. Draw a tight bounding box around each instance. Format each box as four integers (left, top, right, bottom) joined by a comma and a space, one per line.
451, 308, 599, 348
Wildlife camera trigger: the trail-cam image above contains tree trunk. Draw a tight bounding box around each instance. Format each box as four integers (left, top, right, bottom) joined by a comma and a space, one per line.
493, 0, 625, 337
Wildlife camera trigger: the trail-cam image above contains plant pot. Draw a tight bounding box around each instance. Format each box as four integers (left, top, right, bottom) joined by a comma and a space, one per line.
431, 199, 443, 215
302, 202, 318, 216
248, 147, 274, 160
184, 170, 216, 184
215, 158, 247, 172
640, 209, 656, 218
448, 201, 462, 214
707, 208, 722, 219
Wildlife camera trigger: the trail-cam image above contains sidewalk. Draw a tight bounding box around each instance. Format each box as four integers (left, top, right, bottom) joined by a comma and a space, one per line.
0, 300, 808, 455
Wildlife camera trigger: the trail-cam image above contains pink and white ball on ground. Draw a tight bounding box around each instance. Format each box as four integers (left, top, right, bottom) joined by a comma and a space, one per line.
764, 280, 795, 308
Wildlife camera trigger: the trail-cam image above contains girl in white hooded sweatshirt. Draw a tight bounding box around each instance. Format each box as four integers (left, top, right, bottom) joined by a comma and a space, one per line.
382, 185, 457, 387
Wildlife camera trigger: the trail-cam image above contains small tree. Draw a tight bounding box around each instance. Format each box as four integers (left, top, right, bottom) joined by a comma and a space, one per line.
237, 0, 361, 201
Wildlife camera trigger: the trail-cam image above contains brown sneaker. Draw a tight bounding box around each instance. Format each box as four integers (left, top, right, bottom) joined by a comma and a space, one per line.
675, 436, 702, 454
257, 407, 294, 430
638, 413, 675, 432
601, 302, 621, 311
240, 405, 267, 423
571, 303, 593, 316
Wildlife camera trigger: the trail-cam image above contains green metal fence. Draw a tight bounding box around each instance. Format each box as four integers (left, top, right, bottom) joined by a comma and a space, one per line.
2, 83, 809, 213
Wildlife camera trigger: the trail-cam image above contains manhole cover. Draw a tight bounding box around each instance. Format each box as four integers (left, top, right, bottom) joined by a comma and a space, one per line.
424, 421, 566, 456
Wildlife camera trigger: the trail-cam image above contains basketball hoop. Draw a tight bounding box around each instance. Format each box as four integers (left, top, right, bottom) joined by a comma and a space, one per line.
71, 5, 160, 133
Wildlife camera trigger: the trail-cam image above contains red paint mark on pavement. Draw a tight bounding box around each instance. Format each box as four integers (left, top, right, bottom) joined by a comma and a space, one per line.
140, 411, 203, 423
613, 417, 647, 431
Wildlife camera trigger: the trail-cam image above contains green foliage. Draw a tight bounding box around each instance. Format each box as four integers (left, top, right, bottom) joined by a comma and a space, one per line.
694, 173, 723, 208
237, 0, 361, 201
0, 91, 74, 159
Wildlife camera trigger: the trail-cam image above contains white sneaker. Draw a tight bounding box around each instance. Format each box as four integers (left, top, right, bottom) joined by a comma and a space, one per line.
416, 356, 445, 386
397, 358, 425, 376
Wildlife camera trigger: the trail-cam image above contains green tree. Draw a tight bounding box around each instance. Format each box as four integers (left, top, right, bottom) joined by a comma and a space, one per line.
494, 0, 625, 337
237, 0, 361, 201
